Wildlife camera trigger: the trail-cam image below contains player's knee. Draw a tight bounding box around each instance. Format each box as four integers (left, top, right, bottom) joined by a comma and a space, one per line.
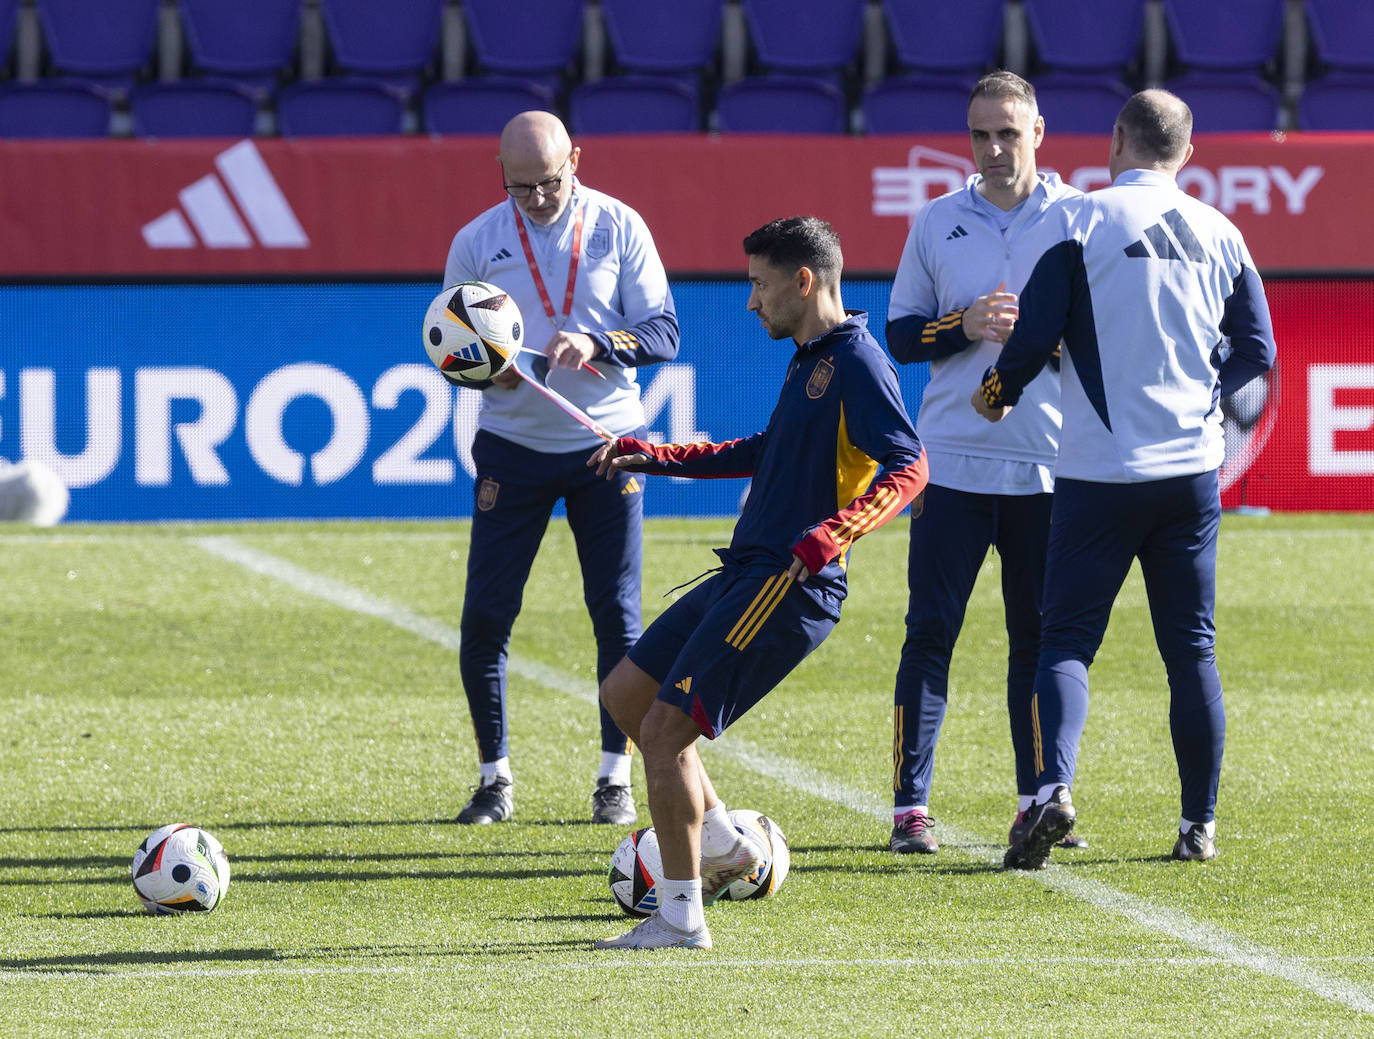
600, 657, 657, 742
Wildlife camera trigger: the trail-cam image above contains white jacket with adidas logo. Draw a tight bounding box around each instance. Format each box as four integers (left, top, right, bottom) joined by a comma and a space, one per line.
988, 168, 1276, 483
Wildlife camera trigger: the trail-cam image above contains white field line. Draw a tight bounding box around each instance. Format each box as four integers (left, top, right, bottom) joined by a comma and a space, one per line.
27, 534, 1360, 1014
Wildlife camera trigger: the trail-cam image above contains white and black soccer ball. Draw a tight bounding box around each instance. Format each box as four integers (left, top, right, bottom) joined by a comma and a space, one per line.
131, 824, 231, 914
608, 827, 663, 918
422, 281, 522, 385
721, 809, 790, 902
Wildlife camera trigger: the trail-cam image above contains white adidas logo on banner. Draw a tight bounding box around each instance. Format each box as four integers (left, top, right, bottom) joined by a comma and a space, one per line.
142, 140, 309, 249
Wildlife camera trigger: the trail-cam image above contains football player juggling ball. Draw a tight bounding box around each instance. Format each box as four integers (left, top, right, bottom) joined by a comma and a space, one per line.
588, 217, 929, 951
443, 111, 679, 828
975, 90, 1276, 869
884, 71, 1087, 857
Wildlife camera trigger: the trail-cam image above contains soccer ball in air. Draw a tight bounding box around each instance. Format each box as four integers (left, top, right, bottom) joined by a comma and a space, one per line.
131, 824, 231, 914
720, 810, 790, 902
608, 827, 663, 917
422, 281, 522, 385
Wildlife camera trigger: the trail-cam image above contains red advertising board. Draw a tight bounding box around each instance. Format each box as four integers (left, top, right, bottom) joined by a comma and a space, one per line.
1, 132, 1372, 277
1220, 279, 1374, 511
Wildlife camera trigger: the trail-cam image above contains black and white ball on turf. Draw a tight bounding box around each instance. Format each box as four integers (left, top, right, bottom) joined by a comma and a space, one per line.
131, 823, 231, 914
721, 809, 790, 901
608, 827, 663, 917
422, 281, 522, 385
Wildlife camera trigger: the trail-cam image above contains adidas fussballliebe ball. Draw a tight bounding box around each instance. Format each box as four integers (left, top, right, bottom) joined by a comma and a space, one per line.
131, 824, 231, 914
608, 827, 663, 918
721, 809, 790, 902
422, 281, 522, 385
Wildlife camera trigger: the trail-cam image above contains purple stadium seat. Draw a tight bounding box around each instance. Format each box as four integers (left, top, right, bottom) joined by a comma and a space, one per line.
1033, 73, 1132, 133
882, 0, 1004, 74
570, 76, 699, 133
600, 0, 722, 74
422, 78, 555, 135
1162, 0, 1285, 71
320, 0, 442, 85
130, 80, 259, 138
1298, 72, 1374, 130
717, 75, 848, 133
179, 0, 301, 83
861, 74, 974, 134
276, 78, 407, 136
1165, 73, 1281, 132
463, 0, 585, 76
0, 0, 20, 68
0, 80, 111, 137
1024, 0, 1146, 73
741, 0, 865, 73
1304, 0, 1374, 72
36, 0, 159, 83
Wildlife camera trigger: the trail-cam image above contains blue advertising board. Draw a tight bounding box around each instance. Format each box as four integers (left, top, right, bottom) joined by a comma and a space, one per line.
0, 281, 926, 521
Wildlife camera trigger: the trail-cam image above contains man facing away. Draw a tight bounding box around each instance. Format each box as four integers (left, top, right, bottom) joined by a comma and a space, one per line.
975, 89, 1276, 869
443, 111, 679, 827
589, 217, 928, 949
885, 71, 1086, 855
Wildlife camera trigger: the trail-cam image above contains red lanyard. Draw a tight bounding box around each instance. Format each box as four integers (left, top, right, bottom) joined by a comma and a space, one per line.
511, 197, 583, 330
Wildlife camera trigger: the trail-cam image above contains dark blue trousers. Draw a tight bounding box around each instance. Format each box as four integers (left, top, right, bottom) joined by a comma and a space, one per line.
892, 483, 1053, 807
1033, 470, 1224, 823
459, 429, 644, 763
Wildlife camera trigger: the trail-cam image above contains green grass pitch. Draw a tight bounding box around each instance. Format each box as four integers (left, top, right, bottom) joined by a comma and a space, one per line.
1, 513, 1372, 1037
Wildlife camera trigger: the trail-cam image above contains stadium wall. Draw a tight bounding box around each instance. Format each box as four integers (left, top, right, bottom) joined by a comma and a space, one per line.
0, 134, 1369, 518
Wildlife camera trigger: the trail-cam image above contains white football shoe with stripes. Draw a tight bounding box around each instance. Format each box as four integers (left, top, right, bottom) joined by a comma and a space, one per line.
593, 912, 712, 951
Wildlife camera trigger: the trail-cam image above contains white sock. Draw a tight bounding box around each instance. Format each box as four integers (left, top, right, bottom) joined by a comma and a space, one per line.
1036, 782, 1064, 804
479, 758, 512, 786
1180, 818, 1216, 838
893, 804, 928, 820
1017, 795, 1034, 812
657, 877, 704, 932
700, 801, 738, 856
598, 751, 632, 787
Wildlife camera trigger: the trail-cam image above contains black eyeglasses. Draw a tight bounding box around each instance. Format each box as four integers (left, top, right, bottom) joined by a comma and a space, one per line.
503, 154, 572, 200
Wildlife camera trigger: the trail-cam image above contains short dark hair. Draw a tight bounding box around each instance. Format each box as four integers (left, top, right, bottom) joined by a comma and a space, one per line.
1116, 90, 1192, 165
742, 216, 843, 283
969, 70, 1038, 116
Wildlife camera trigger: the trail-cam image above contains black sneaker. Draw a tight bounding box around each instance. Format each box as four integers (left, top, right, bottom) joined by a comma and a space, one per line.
455, 778, 513, 824
1171, 823, 1217, 862
1010, 810, 1088, 850
591, 779, 636, 825
890, 809, 939, 854
1003, 785, 1075, 870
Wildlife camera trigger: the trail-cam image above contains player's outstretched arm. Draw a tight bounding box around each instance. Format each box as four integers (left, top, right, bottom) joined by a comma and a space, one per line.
588, 439, 652, 478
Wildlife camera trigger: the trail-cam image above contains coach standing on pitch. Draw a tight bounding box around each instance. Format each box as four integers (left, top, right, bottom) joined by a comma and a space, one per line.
443, 111, 679, 827
884, 71, 1085, 856
974, 90, 1276, 869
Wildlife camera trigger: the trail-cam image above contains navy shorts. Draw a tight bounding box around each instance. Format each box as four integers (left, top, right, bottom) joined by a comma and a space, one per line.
628, 566, 841, 739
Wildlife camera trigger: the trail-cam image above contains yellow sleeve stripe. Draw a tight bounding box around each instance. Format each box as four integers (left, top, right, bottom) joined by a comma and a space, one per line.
921, 310, 964, 344
606, 330, 640, 352
831, 485, 902, 543
725, 571, 793, 650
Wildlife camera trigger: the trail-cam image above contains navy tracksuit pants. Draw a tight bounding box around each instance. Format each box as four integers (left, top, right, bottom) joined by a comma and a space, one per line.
459, 428, 644, 763
892, 483, 1053, 808
1033, 470, 1225, 823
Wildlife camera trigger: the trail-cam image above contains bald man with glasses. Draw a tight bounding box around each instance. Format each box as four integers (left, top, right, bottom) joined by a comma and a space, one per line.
443, 111, 680, 828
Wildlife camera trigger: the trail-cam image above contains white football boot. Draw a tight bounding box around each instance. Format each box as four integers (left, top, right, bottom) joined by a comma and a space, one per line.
700, 825, 767, 905
593, 912, 712, 951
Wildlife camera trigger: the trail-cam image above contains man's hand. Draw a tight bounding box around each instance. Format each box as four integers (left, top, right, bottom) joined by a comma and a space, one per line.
961, 281, 1019, 344
786, 555, 811, 583
588, 440, 651, 478
547, 330, 598, 370
490, 367, 522, 389
971, 388, 1012, 423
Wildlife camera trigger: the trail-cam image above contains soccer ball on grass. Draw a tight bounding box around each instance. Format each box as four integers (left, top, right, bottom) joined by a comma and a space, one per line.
131, 823, 231, 914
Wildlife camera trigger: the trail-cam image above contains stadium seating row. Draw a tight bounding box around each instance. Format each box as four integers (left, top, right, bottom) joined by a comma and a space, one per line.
0, 0, 1371, 136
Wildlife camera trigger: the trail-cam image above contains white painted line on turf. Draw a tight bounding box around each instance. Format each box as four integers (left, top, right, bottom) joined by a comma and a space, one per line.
191, 537, 1374, 1015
